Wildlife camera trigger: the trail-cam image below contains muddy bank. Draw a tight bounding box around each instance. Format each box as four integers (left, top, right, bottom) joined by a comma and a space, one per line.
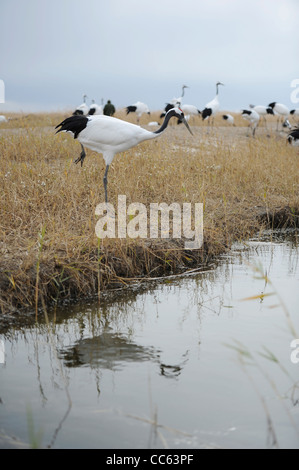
1, 205, 298, 319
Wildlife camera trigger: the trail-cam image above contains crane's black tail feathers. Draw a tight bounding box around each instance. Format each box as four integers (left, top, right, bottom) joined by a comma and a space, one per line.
288, 127, 299, 143
55, 115, 89, 139
201, 108, 212, 120
126, 105, 137, 115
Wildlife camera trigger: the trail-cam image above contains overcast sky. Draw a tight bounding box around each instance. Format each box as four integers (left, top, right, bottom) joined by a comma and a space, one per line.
0, 0, 298, 113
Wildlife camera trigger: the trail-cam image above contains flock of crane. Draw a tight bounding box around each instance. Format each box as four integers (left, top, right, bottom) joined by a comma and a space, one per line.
54, 83, 298, 203
71, 83, 299, 145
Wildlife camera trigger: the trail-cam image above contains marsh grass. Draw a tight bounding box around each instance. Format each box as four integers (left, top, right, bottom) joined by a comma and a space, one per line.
0, 111, 298, 313
225, 261, 299, 448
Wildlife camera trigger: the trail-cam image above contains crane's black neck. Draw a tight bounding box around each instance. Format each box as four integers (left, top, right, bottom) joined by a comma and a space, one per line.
154, 109, 179, 135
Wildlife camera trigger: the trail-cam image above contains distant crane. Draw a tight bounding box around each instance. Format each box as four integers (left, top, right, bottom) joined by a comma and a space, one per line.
0, 115, 8, 123
202, 82, 224, 126
55, 108, 193, 203
126, 101, 150, 123
268, 102, 290, 130
160, 85, 189, 117
290, 109, 299, 124
180, 104, 201, 119
287, 127, 299, 146
222, 114, 235, 126
88, 99, 103, 115
241, 109, 260, 136
249, 105, 274, 129
73, 94, 89, 116
169, 84, 189, 107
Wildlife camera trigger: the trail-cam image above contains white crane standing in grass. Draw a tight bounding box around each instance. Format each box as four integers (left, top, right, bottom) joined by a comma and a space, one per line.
88, 99, 103, 115
268, 102, 290, 130
0, 115, 8, 123
55, 108, 193, 203
73, 94, 89, 116
126, 101, 150, 123
201, 82, 224, 127
241, 109, 260, 136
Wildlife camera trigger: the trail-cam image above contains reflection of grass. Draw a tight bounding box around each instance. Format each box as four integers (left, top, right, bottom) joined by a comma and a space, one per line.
226, 260, 299, 448
244, 261, 298, 338
0, 112, 298, 313
26, 405, 43, 449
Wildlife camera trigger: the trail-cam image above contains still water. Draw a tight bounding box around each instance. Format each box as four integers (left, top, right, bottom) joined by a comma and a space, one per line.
0, 231, 299, 449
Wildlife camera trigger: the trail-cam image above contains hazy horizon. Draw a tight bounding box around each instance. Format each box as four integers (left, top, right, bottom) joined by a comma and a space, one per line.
0, 0, 298, 114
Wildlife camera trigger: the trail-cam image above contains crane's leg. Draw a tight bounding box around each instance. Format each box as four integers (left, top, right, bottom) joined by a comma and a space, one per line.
103, 164, 110, 203
74, 144, 86, 167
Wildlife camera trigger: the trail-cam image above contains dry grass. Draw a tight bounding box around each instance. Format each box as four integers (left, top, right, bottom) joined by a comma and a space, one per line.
0, 110, 298, 314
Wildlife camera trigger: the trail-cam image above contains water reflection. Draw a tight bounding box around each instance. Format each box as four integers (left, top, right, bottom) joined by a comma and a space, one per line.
59, 329, 161, 370
0, 230, 299, 449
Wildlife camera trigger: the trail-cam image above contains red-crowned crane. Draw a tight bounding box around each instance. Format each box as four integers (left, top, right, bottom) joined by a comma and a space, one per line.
249, 105, 274, 129
241, 109, 260, 136
222, 114, 235, 126
180, 104, 201, 119
160, 85, 189, 118
169, 84, 189, 107
176, 104, 201, 126
268, 102, 290, 130
202, 82, 224, 127
126, 101, 150, 123
73, 94, 89, 116
287, 127, 299, 146
290, 109, 299, 125
88, 99, 104, 115
55, 108, 193, 203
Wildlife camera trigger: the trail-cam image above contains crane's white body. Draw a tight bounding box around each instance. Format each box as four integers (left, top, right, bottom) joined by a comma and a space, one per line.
180, 104, 201, 118
249, 105, 274, 129
76, 103, 89, 115
77, 115, 160, 165
0, 115, 8, 123
269, 102, 289, 117
222, 114, 235, 125
205, 95, 219, 113
252, 105, 273, 116
126, 101, 150, 122
88, 101, 103, 115
268, 102, 290, 130
242, 109, 260, 123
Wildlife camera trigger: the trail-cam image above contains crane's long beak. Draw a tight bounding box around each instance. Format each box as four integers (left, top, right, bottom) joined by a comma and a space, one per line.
182, 117, 193, 135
